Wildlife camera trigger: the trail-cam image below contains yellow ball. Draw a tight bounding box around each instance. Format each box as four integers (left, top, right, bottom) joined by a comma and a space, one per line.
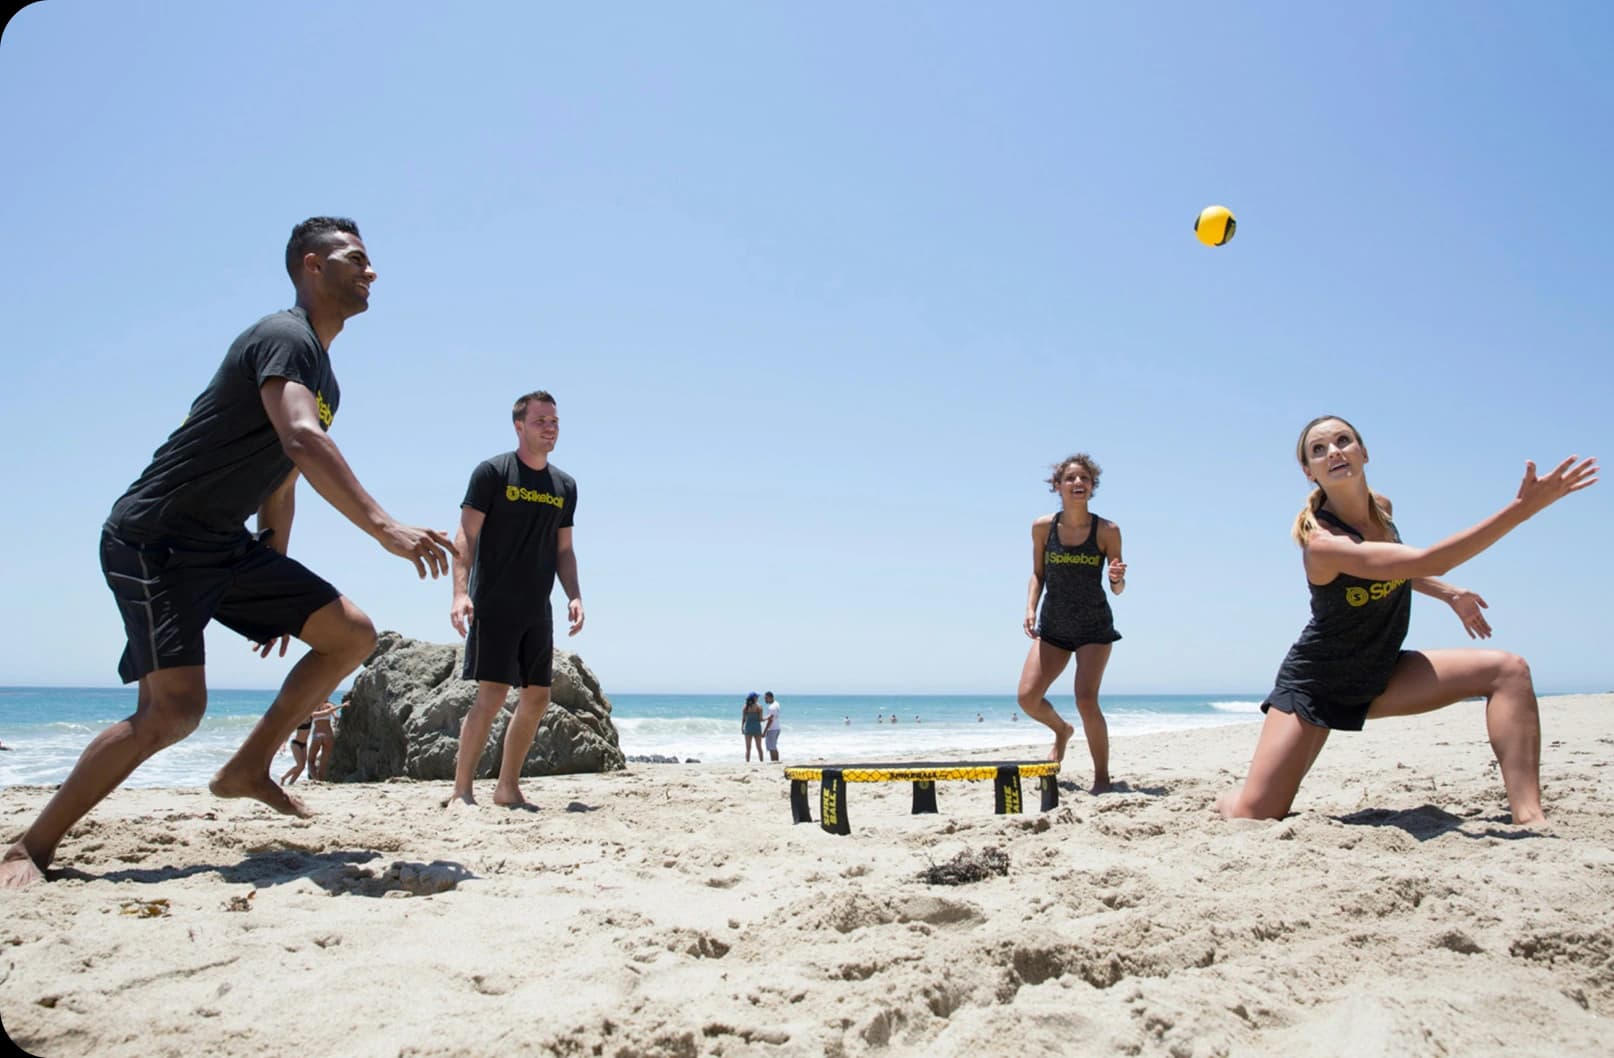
1194, 205, 1236, 246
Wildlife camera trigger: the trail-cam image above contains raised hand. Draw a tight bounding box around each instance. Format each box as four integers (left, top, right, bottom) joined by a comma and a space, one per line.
1517, 456, 1598, 515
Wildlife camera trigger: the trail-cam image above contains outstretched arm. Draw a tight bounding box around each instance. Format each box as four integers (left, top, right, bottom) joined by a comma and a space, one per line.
1305, 456, 1597, 583
1413, 578, 1493, 639
260, 377, 453, 578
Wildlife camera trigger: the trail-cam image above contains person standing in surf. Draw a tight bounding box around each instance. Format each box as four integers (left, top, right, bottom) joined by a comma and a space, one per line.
1218, 415, 1596, 824
1016, 453, 1126, 792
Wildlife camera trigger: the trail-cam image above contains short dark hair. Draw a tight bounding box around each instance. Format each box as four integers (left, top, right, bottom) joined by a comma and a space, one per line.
512, 390, 557, 422
286, 217, 361, 281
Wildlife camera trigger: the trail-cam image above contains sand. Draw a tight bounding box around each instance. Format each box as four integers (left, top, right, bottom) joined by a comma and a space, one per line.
2, 694, 1612, 1058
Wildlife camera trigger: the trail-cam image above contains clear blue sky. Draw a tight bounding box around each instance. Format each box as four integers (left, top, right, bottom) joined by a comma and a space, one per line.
1, 1, 1609, 694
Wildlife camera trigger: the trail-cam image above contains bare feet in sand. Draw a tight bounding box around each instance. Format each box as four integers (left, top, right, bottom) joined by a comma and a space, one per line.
444, 793, 477, 811
0, 844, 46, 889
209, 768, 312, 818
1090, 775, 1113, 794
1049, 720, 1075, 762
492, 784, 533, 810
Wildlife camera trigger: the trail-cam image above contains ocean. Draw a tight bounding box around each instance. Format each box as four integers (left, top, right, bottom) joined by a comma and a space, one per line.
0, 687, 1264, 788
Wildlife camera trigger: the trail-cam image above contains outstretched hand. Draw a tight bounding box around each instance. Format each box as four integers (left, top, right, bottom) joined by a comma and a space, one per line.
1446, 589, 1492, 639
1517, 456, 1598, 515
380, 525, 455, 579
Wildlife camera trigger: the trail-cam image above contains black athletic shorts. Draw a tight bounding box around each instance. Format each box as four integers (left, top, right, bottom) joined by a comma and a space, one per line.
462, 608, 554, 688
101, 526, 341, 684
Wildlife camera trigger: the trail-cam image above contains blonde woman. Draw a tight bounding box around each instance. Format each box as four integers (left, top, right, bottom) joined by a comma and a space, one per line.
1016, 453, 1126, 792
1218, 416, 1596, 824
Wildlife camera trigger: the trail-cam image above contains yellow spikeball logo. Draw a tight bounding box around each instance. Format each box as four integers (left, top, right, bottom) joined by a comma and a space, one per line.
1194, 205, 1236, 246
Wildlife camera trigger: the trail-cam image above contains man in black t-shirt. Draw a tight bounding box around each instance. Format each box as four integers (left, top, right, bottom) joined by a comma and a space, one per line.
1, 218, 453, 890
447, 390, 585, 809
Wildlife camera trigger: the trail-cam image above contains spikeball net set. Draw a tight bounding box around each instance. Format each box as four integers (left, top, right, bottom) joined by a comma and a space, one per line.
783, 761, 1061, 835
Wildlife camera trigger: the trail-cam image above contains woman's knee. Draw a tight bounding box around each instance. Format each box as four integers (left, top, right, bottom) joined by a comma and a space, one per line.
1074, 695, 1103, 717
1495, 652, 1533, 693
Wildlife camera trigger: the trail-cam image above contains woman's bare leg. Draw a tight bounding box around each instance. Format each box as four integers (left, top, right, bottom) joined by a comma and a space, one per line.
1218, 708, 1332, 819
1367, 649, 1542, 824
1071, 643, 1113, 792
1017, 639, 1075, 761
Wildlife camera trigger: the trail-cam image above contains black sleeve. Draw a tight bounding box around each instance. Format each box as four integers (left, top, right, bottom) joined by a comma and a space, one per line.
561, 476, 577, 529
243, 319, 322, 392
463, 460, 500, 513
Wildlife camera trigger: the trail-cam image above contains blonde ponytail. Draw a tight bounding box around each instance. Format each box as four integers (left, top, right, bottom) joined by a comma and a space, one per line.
1291, 486, 1327, 546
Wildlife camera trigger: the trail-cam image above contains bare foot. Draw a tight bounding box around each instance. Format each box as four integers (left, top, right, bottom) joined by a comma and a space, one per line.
1512, 806, 1547, 826
1049, 721, 1075, 762
443, 792, 477, 811
0, 844, 46, 889
1215, 788, 1247, 820
492, 785, 531, 810
209, 768, 312, 818
1090, 775, 1113, 794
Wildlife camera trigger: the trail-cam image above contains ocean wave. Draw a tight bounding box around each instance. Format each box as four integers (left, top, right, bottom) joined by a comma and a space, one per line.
1208, 700, 1262, 713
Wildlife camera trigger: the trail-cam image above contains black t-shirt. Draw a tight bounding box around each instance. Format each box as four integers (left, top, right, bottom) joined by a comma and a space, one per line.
107, 309, 340, 547
462, 452, 577, 615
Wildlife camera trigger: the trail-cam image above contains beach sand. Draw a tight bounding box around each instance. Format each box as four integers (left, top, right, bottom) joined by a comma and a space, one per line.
2, 694, 1611, 1057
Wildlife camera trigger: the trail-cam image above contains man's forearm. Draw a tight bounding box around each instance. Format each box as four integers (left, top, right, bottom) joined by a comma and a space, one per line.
282, 426, 392, 540
556, 550, 582, 602
453, 529, 476, 597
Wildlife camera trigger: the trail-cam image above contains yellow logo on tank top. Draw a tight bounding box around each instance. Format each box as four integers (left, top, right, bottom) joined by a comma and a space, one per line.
504, 485, 566, 508
1047, 552, 1102, 566
316, 391, 334, 428
1345, 579, 1406, 607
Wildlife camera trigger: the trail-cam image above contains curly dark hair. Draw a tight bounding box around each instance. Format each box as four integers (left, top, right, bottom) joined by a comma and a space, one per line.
285, 217, 362, 281
1047, 453, 1101, 493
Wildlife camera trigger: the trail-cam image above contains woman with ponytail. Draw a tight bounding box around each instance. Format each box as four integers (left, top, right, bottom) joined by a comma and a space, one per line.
1218, 416, 1596, 824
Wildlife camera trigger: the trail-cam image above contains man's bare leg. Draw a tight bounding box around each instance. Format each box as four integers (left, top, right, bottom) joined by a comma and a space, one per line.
493, 686, 551, 807
209, 597, 375, 815
1, 667, 208, 888
449, 681, 512, 808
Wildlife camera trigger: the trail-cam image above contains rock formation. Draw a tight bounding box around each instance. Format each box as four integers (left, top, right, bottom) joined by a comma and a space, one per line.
329, 631, 624, 781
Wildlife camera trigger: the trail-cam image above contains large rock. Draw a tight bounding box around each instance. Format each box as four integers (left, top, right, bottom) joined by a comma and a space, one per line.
330, 631, 625, 782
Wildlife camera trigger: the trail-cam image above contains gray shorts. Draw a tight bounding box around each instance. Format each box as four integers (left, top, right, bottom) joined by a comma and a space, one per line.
764, 728, 780, 752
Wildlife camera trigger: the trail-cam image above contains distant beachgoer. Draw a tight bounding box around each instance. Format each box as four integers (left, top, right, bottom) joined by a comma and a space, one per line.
1016, 452, 1126, 793
279, 720, 312, 785
876, 712, 885, 723
762, 691, 782, 761
308, 697, 351, 781
741, 693, 765, 761
914, 715, 921, 724
447, 390, 584, 811
843, 715, 850, 725
0, 740, 11, 751
890, 715, 898, 724
976, 713, 984, 723
1218, 416, 1596, 824
1, 217, 453, 890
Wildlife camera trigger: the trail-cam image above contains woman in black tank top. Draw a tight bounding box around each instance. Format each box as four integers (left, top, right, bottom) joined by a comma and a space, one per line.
1015, 454, 1127, 792
1218, 416, 1597, 825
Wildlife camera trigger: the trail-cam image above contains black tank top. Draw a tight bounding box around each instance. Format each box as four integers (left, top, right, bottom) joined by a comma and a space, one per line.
1036, 511, 1118, 645
1272, 508, 1412, 704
